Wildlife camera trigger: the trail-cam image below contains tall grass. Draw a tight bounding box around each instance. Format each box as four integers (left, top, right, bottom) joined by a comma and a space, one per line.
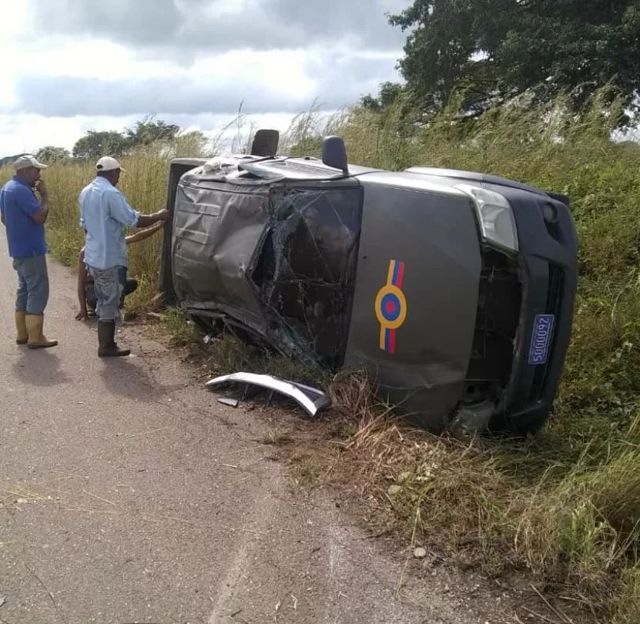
2, 92, 640, 618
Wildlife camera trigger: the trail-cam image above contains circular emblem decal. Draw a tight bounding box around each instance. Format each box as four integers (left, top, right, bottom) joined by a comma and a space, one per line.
374, 260, 407, 354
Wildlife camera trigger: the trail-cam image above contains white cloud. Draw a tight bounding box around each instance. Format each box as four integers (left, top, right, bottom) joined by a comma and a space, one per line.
0, 2, 28, 110
0, 0, 406, 156
24, 0, 408, 54
0, 115, 118, 155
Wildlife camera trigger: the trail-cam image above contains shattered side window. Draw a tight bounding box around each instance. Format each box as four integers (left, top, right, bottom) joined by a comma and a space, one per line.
251, 186, 363, 368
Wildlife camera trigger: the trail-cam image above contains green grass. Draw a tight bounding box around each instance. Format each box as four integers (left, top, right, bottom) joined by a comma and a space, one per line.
262, 430, 293, 446
163, 307, 202, 346
289, 451, 331, 489
614, 565, 640, 624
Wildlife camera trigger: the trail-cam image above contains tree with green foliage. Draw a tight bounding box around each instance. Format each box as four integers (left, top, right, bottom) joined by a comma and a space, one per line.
35, 146, 70, 163
125, 116, 180, 146
69, 117, 209, 162
72, 130, 130, 160
171, 130, 208, 157
390, 0, 640, 116
360, 81, 405, 111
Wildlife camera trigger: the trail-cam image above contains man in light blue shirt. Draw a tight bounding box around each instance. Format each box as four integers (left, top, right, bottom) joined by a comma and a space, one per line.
79, 156, 168, 357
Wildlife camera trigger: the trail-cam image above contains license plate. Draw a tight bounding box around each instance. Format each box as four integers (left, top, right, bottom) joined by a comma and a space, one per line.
528, 314, 555, 365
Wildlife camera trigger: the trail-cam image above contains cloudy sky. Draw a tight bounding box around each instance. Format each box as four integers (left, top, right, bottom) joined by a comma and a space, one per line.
0, 0, 408, 156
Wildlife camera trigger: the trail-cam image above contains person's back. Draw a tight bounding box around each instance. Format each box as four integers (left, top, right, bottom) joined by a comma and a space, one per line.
79, 176, 130, 271
0, 177, 46, 259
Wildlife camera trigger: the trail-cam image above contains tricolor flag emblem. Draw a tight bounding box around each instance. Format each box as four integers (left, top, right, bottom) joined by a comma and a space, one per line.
374, 260, 408, 354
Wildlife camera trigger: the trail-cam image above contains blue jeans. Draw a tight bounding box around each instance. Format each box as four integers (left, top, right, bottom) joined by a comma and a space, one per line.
85, 267, 138, 310
13, 254, 49, 315
88, 265, 124, 322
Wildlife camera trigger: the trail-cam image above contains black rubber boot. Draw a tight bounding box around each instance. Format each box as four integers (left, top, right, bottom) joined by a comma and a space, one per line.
98, 321, 130, 357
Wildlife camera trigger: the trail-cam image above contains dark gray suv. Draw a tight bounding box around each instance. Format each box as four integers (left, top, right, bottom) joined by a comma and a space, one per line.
160, 133, 577, 434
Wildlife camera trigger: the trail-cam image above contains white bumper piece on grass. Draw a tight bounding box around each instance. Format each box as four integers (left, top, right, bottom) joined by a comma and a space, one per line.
205, 372, 330, 417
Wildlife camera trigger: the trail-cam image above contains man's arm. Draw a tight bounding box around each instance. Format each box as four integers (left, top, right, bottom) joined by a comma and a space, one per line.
108, 191, 169, 229
14, 182, 48, 224
30, 180, 49, 225
125, 221, 164, 245
75, 248, 89, 321
136, 209, 169, 228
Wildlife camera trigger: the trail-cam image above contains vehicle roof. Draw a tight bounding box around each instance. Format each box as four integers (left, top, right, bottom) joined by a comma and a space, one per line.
283, 157, 549, 198
171, 155, 549, 198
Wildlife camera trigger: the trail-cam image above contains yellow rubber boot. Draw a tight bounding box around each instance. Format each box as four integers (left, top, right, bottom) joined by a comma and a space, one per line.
25, 314, 58, 349
15, 311, 28, 345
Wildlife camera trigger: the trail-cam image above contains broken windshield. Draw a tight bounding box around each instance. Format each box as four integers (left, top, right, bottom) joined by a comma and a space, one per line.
252, 186, 363, 367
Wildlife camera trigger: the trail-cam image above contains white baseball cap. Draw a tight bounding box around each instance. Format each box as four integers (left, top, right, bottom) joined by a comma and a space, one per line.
14, 155, 48, 171
96, 156, 125, 172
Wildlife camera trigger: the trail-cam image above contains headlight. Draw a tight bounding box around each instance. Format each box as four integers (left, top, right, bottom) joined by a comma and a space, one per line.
457, 185, 519, 253
543, 202, 559, 224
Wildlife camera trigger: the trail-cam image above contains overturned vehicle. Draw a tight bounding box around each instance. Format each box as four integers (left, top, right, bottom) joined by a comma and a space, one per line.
160, 131, 577, 434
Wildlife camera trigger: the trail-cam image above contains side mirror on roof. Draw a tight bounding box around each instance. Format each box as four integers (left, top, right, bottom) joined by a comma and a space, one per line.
250, 129, 280, 157
322, 136, 349, 175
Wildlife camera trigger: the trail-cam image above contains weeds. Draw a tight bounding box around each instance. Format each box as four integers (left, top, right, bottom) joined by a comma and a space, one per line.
163, 308, 201, 347
262, 430, 293, 446
331, 372, 640, 618
613, 565, 640, 624
289, 452, 330, 489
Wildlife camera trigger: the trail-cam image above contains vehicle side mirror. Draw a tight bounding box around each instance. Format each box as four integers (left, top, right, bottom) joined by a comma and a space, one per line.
251, 129, 280, 157
322, 136, 349, 175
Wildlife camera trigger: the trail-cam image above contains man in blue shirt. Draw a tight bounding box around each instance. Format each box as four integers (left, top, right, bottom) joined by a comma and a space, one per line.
0, 155, 57, 349
79, 156, 169, 357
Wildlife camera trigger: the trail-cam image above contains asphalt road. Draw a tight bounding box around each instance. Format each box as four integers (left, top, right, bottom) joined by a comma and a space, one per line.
0, 235, 516, 624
